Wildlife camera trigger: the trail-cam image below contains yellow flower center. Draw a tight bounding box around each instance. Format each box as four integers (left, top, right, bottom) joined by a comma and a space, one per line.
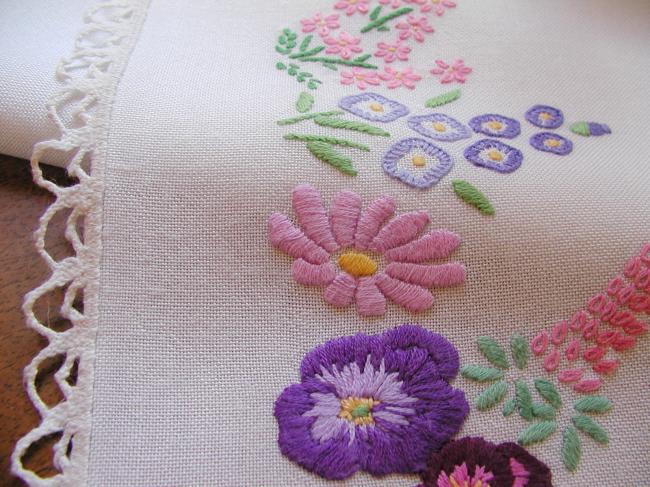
369, 102, 384, 112
544, 138, 562, 148
432, 122, 447, 132
487, 121, 503, 131
411, 154, 427, 167
338, 396, 379, 425
539, 112, 553, 121
388, 46, 396, 52
338, 251, 378, 277
487, 149, 503, 161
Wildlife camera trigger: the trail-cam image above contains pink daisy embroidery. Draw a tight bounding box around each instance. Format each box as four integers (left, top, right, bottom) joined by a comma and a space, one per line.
396, 15, 434, 42
340, 67, 381, 90
324, 31, 363, 60
374, 40, 411, 63
268, 185, 465, 316
334, 0, 370, 16
300, 13, 340, 37
431, 59, 472, 83
379, 66, 422, 89
418, 0, 456, 15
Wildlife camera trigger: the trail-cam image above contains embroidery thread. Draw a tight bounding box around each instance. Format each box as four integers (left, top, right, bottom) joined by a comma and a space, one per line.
407, 113, 471, 142
464, 139, 523, 173
382, 138, 454, 188
468, 114, 521, 139
424, 88, 461, 108
451, 180, 495, 216
570, 121, 611, 137
339, 92, 409, 122
430, 59, 472, 84
525, 105, 564, 129
529, 132, 573, 155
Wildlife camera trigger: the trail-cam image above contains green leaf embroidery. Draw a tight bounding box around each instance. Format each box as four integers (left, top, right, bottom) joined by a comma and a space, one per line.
570, 121, 590, 136
476, 380, 508, 411
313, 116, 390, 136
425, 88, 461, 108
460, 364, 504, 382
534, 379, 562, 409
276, 111, 344, 126
573, 396, 612, 414
360, 7, 413, 33
515, 380, 534, 420
477, 336, 509, 369
295, 92, 314, 113
299, 35, 312, 52
518, 421, 557, 446
572, 415, 609, 444
451, 180, 495, 216
369, 5, 382, 20
306, 141, 357, 176
510, 334, 529, 370
503, 398, 516, 417
284, 134, 369, 152
532, 402, 556, 420
562, 425, 581, 472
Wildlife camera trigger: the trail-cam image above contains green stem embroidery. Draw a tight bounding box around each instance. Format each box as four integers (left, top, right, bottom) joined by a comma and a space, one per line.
276, 110, 344, 126
299, 35, 313, 52
360, 7, 413, 33
295, 92, 314, 113
284, 134, 370, 152
369, 5, 382, 20
276, 62, 321, 90
425, 89, 461, 108
306, 141, 358, 176
289, 46, 326, 59
313, 116, 390, 136
298, 57, 378, 69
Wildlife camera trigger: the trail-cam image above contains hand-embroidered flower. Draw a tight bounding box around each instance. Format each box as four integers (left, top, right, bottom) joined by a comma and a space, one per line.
300, 13, 340, 37
396, 15, 434, 42
268, 185, 465, 315
374, 40, 411, 63
468, 114, 521, 139
420, 437, 552, 487
383, 138, 454, 188
340, 67, 381, 90
529, 132, 573, 155
274, 325, 469, 479
417, 0, 457, 15
407, 113, 471, 142
464, 139, 523, 173
334, 0, 370, 16
379, 66, 422, 89
339, 92, 409, 122
525, 104, 564, 129
379, 0, 406, 8
430, 59, 472, 84
324, 31, 363, 59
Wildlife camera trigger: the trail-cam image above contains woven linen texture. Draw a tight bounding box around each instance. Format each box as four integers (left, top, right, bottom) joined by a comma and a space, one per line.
87, 0, 650, 485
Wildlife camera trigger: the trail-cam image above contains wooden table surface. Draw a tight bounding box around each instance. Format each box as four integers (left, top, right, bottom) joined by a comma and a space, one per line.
0, 155, 74, 486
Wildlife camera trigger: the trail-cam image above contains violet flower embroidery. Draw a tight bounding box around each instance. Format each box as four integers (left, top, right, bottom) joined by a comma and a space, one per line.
468, 114, 521, 139
275, 325, 469, 480
464, 139, 523, 173
339, 92, 409, 122
525, 105, 564, 129
529, 132, 573, 155
268, 184, 465, 316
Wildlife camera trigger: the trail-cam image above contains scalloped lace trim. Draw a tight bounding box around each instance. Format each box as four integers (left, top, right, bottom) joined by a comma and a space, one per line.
11, 1, 149, 485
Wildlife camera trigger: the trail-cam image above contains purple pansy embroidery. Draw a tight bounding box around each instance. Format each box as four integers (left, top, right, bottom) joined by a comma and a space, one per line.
407, 113, 471, 142
525, 105, 564, 129
274, 325, 469, 480
463, 139, 523, 173
529, 132, 573, 155
421, 437, 553, 487
339, 92, 409, 123
382, 138, 454, 188
468, 114, 521, 139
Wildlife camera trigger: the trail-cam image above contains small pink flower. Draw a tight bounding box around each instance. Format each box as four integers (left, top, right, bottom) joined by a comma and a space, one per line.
300, 13, 340, 37
419, 0, 456, 15
430, 59, 472, 83
374, 39, 411, 63
379, 66, 422, 89
340, 67, 381, 90
395, 15, 434, 42
324, 31, 363, 60
378, 0, 405, 9
334, 0, 370, 16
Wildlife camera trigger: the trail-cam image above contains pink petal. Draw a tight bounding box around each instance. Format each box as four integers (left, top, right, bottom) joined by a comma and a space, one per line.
292, 259, 336, 285
592, 360, 619, 375
430, 68, 444, 75
583, 346, 606, 362
330, 190, 362, 248
558, 369, 583, 383
292, 184, 339, 253
569, 310, 587, 331
375, 274, 434, 312
385, 262, 465, 287
370, 211, 430, 253
323, 272, 357, 307
355, 277, 386, 316
612, 334, 635, 351
354, 196, 396, 250
543, 348, 560, 372
268, 213, 330, 264
531, 331, 549, 355
435, 59, 449, 69
384, 230, 461, 263
564, 338, 580, 361
573, 379, 602, 393
550, 320, 568, 345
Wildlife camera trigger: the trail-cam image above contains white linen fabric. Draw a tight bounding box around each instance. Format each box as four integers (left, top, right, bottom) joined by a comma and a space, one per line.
14, 0, 650, 486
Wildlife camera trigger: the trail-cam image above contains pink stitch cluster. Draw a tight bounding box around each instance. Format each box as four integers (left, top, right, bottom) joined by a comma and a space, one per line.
340, 66, 422, 90
324, 31, 363, 59
300, 13, 340, 37
334, 0, 370, 16
268, 185, 466, 317
431, 59, 472, 84
531, 244, 650, 394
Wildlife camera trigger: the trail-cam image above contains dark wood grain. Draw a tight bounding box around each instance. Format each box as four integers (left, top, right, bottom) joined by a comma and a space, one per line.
0, 155, 75, 486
